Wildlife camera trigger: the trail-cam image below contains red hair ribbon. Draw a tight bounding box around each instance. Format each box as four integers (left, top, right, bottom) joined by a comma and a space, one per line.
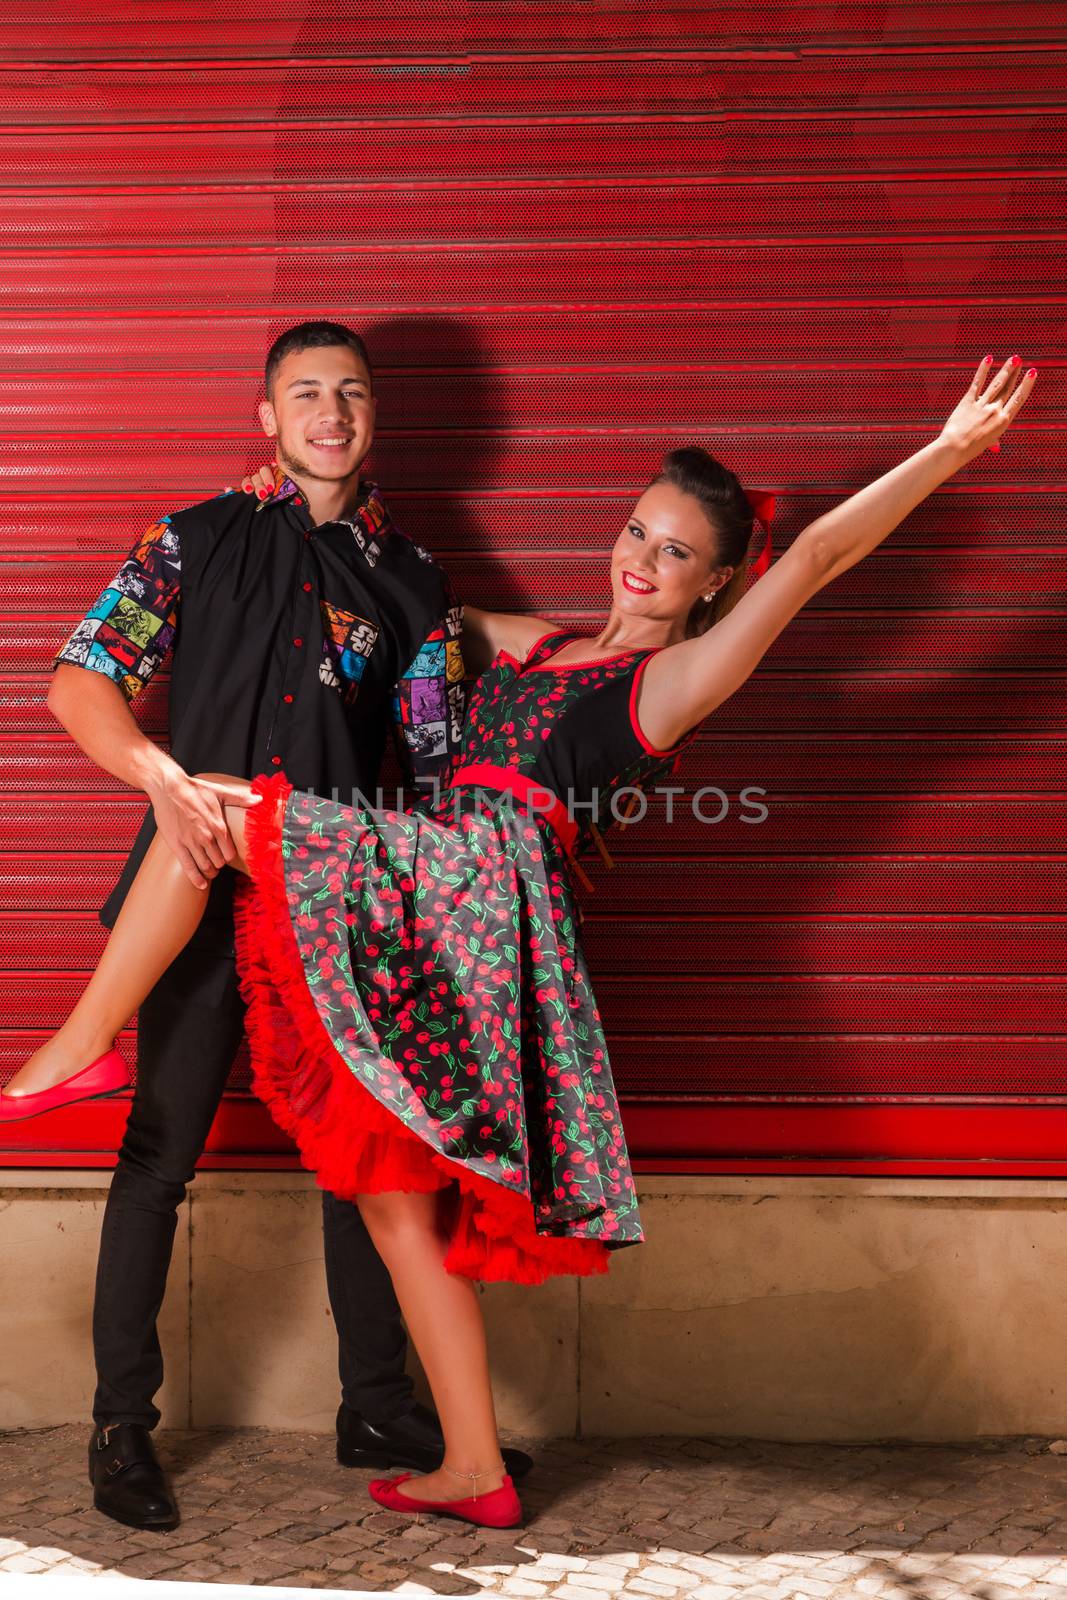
742, 488, 776, 581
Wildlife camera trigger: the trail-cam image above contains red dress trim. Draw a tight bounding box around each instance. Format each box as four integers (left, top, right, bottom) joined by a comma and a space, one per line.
232, 770, 611, 1286
628, 650, 691, 758
519, 626, 571, 665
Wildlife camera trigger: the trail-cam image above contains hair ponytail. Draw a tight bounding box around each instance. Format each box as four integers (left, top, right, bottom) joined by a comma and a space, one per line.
647, 447, 766, 639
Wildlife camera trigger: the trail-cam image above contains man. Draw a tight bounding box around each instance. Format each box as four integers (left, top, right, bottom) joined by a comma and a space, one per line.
47, 320, 530, 1530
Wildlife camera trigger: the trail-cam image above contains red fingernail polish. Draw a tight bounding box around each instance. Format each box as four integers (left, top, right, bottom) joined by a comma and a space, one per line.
1027, 367, 1037, 377
983, 355, 993, 364
257, 487, 268, 499
989, 441, 1000, 452
1011, 354, 1021, 365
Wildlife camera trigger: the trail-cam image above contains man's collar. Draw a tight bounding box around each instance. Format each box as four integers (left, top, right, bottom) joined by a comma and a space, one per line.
254, 471, 301, 512
256, 474, 392, 566
255, 474, 385, 524
336, 481, 390, 568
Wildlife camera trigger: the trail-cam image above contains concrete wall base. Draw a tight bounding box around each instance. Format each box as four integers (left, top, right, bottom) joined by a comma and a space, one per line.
4, 1171, 1065, 1441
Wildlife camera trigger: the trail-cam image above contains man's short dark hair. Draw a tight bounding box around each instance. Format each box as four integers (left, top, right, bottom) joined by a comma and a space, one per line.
264, 320, 374, 400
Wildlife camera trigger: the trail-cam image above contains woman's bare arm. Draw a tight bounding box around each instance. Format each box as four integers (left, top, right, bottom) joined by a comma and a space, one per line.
637, 354, 1036, 751
635, 528, 833, 750
460, 606, 561, 674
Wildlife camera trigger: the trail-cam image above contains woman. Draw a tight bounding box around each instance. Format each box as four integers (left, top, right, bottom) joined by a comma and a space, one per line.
2, 354, 1033, 1526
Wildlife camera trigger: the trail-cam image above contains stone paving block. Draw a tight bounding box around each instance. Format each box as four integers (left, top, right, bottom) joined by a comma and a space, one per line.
634, 1567, 700, 1588
111, 1551, 184, 1578
1, 1554, 48, 1572
677, 1556, 742, 1580
174, 1559, 227, 1578
567, 1573, 636, 1592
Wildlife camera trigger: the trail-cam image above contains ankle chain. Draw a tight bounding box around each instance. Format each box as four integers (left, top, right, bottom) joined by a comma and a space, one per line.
442, 1458, 506, 1498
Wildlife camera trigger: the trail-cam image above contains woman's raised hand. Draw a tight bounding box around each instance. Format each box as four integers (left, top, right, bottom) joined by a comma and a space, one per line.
939, 354, 1036, 462
238, 459, 287, 500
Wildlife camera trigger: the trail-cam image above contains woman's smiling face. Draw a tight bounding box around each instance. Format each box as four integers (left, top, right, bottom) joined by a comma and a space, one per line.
610, 481, 733, 625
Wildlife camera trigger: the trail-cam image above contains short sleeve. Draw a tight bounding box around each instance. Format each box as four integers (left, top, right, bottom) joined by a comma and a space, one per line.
391, 580, 467, 792
52, 515, 181, 701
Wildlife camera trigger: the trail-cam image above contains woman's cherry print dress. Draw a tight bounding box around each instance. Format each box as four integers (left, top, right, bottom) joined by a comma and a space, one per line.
233, 627, 699, 1285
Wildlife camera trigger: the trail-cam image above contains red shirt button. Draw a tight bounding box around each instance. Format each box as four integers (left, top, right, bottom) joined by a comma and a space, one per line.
304, 531, 311, 541
271, 755, 282, 765
294, 497, 303, 506
303, 582, 312, 592
293, 637, 303, 647
284, 694, 294, 703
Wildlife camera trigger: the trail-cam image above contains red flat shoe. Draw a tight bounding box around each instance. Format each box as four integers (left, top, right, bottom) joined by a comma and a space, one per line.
0, 1044, 129, 1122
368, 1471, 523, 1528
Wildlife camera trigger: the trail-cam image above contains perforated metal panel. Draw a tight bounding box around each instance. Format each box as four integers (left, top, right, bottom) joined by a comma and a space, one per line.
2, 4, 1064, 1172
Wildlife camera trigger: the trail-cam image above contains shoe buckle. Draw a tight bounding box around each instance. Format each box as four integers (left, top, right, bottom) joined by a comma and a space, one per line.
96, 1424, 116, 1451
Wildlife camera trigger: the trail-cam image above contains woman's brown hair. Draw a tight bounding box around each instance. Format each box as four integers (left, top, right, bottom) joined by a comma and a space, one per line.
647, 447, 759, 639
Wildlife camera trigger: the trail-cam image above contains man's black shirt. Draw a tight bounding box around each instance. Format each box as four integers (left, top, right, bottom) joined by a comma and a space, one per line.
53, 473, 466, 935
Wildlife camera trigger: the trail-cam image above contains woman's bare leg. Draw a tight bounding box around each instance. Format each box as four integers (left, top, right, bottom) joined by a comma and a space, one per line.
16, 770, 511, 1495
356, 1188, 508, 1501
6, 773, 255, 1096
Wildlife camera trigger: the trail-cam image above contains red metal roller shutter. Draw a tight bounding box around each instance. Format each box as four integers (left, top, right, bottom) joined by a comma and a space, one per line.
1, 6, 1064, 1174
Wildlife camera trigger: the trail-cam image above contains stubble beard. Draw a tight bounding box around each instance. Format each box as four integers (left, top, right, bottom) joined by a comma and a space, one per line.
275, 435, 364, 489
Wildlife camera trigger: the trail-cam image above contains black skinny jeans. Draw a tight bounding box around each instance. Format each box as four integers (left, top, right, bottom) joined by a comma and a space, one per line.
92, 921, 414, 1428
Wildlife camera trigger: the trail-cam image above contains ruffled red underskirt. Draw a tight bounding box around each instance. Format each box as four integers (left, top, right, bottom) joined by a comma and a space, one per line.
231, 770, 611, 1286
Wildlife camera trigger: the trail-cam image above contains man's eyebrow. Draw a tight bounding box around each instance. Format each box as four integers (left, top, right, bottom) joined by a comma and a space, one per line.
285, 375, 370, 389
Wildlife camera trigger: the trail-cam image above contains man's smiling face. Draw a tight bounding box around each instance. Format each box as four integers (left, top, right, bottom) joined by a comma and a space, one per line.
258, 343, 377, 485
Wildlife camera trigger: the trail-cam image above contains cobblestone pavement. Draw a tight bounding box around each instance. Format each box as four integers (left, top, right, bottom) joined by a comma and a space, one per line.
3, 1426, 1067, 1598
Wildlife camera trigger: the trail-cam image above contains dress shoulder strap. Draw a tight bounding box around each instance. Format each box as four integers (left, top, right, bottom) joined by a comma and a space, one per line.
522, 627, 577, 669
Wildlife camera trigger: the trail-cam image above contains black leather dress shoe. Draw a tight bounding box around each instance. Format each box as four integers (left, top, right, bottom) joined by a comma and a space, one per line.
88, 1423, 180, 1531
336, 1400, 533, 1481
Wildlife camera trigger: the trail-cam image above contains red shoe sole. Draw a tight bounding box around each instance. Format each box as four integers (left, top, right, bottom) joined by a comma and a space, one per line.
0, 1083, 128, 1123
0, 1047, 129, 1122
368, 1473, 523, 1528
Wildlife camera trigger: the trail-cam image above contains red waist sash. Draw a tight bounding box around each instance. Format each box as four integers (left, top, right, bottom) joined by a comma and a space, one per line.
448, 761, 580, 859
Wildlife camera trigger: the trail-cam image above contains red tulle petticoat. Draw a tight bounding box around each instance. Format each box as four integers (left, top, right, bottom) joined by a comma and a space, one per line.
231, 772, 611, 1285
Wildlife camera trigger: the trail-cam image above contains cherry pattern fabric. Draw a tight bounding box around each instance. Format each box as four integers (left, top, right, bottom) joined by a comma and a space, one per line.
456, 628, 698, 852
232, 627, 700, 1285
